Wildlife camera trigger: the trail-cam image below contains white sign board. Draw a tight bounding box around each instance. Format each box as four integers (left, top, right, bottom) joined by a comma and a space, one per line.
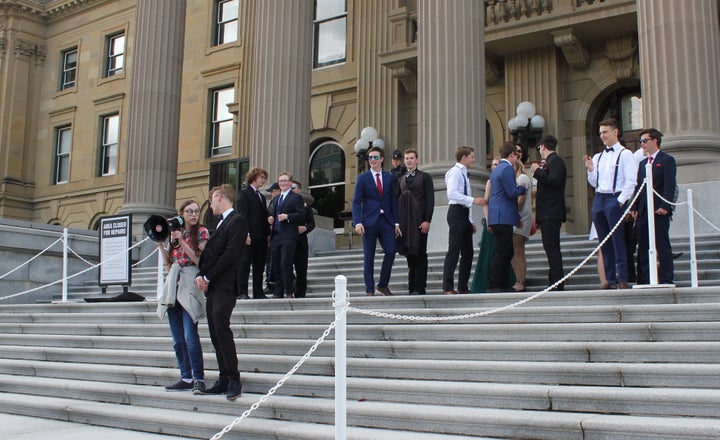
99, 214, 132, 286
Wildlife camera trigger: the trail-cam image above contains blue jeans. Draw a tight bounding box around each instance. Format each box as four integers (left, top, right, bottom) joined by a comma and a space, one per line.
167, 302, 204, 381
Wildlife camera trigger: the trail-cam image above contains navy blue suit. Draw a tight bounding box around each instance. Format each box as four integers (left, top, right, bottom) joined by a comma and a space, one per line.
487, 159, 525, 290
269, 191, 306, 296
632, 151, 676, 284
352, 169, 398, 293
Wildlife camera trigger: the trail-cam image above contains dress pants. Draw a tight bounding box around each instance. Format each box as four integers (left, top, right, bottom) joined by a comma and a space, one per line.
405, 233, 429, 294
361, 216, 397, 293
442, 205, 473, 292
540, 219, 564, 289
271, 237, 298, 296
636, 213, 674, 284
294, 235, 309, 298
205, 287, 239, 382
488, 224, 514, 290
237, 239, 267, 298
592, 193, 628, 285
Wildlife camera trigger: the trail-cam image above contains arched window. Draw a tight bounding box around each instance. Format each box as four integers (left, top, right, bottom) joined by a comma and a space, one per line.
309, 141, 345, 229
594, 87, 643, 152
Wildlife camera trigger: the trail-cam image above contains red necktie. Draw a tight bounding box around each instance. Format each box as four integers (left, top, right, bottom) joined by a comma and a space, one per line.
648, 156, 654, 165
375, 173, 383, 197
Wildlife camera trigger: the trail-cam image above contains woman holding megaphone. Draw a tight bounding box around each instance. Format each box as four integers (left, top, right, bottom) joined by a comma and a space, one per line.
156, 200, 209, 393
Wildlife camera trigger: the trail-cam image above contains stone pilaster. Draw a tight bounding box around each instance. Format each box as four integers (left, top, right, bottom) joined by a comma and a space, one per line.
250, 0, 313, 184
120, 0, 187, 233
417, 0, 485, 173
637, 0, 720, 183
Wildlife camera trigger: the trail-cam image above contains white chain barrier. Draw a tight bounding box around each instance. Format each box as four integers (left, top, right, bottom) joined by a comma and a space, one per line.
210, 302, 349, 440
0, 236, 151, 302
0, 236, 64, 281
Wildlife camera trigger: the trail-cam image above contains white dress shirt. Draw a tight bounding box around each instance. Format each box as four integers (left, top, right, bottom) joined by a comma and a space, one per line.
445, 162, 473, 223
587, 142, 638, 205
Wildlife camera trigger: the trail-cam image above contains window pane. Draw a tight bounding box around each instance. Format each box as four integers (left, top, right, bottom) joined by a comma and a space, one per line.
215, 88, 234, 120
621, 94, 643, 131
217, 120, 233, 147
211, 87, 235, 157
217, 0, 239, 45
220, 21, 238, 45
61, 49, 78, 89
103, 144, 118, 175
316, 17, 346, 66
59, 128, 72, 154
220, 0, 239, 22
105, 115, 119, 144
310, 143, 344, 185
111, 35, 125, 55
316, 0, 345, 21
56, 127, 72, 184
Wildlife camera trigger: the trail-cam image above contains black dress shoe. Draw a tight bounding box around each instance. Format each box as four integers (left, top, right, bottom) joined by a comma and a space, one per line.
376, 286, 393, 296
253, 294, 268, 299
238, 293, 250, 300
226, 379, 243, 401
196, 380, 228, 395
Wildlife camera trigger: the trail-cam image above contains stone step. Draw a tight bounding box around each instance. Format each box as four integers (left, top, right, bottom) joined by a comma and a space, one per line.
1, 355, 719, 389
0, 392, 486, 440
4, 302, 720, 325
3, 336, 719, 363
2, 387, 719, 439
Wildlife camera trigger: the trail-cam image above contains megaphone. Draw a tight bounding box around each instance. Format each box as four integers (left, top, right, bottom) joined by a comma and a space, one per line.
143, 215, 184, 242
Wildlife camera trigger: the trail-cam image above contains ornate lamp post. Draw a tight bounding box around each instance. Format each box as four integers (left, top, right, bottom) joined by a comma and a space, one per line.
508, 101, 545, 163
354, 126, 384, 174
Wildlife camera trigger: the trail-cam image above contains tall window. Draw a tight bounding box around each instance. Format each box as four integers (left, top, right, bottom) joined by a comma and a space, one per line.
60, 48, 78, 90
210, 86, 235, 157
596, 87, 643, 151
54, 126, 72, 184
206, 158, 248, 229
309, 141, 345, 228
215, 0, 239, 45
313, 0, 347, 68
100, 114, 120, 176
106, 32, 125, 77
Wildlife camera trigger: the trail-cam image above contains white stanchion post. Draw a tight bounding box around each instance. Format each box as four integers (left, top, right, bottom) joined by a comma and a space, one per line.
687, 189, 698, 288
156, 247, 164, 301
62, 228, 69, 302
645, 164, 659, 285
334, 275, 348, 440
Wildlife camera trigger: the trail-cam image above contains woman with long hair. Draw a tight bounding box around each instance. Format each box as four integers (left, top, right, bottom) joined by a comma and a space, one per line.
511, 152, 533, 292
157, 200, 209, 393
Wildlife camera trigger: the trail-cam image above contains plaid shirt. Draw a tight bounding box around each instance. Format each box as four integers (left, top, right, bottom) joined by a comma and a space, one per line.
169, 227, 209, 267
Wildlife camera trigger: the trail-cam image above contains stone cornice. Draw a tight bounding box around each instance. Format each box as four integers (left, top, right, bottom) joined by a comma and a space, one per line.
0, 0, 108, 23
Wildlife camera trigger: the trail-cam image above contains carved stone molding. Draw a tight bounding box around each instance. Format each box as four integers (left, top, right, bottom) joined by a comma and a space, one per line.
387, 60, 417, 97
552, 28, 590, 70
485, 54, 502, 85
13, 38, 46, 63
605, 33, 638, 80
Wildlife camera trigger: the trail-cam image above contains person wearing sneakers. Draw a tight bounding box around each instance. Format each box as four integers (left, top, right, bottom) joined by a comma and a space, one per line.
156, 200, 208, 394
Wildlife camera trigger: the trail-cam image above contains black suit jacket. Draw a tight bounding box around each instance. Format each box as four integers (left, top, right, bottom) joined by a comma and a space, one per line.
197, 210, 247, 291
270, 191, 306, 243
533, 151, 567, 223
235, 186, 269, 241
632, 150, 677, 217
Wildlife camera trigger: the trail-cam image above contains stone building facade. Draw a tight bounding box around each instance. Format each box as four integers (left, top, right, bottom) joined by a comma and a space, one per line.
0, 0, 718, 244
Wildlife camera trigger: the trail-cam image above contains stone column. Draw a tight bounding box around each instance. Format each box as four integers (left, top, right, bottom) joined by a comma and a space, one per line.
417, 0, 485, 173
120, 0, 187, 233
250, 0, 313, 184
637, 0, 720, 183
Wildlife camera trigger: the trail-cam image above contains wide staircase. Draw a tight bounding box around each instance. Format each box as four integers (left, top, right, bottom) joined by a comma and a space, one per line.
1, 234, 720, 438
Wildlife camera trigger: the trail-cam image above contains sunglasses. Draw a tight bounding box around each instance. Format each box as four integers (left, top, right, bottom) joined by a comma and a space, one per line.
639, 138, 652, 144
368, 155, 381, 160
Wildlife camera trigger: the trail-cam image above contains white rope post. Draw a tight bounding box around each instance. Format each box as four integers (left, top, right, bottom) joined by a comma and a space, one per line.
62, 228, 69, 302
644, 164, 659, 285
687, 189, 698, 287
156, 246, 164, 301
334, 275, 348, 440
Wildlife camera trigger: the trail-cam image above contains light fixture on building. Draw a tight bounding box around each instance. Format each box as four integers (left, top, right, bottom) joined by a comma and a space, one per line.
508, 101, 545, 163
354, 126, 384, 173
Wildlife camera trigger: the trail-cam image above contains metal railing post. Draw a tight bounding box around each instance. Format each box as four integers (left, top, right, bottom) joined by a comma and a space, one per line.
687, 189, 698, 287
156, 247, 164, 301
62, 228, 69, 302
334, 275, 348, 440
644, 165, 659, 285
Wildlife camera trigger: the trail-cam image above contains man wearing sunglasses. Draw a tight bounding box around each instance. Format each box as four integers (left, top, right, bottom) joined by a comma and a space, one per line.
352, 146, 401, 296
486, 142, 527, 292
630, 129, 677, 285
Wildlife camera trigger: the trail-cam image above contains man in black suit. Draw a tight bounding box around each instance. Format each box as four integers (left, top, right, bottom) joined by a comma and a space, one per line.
195, 184, 246, 400
531, 135, 568, 290
292, 180, 315, 298
396, 149, 434, 295
235, 167, 270, 299
267, 172, 306, 298
631, 128, 677, 285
